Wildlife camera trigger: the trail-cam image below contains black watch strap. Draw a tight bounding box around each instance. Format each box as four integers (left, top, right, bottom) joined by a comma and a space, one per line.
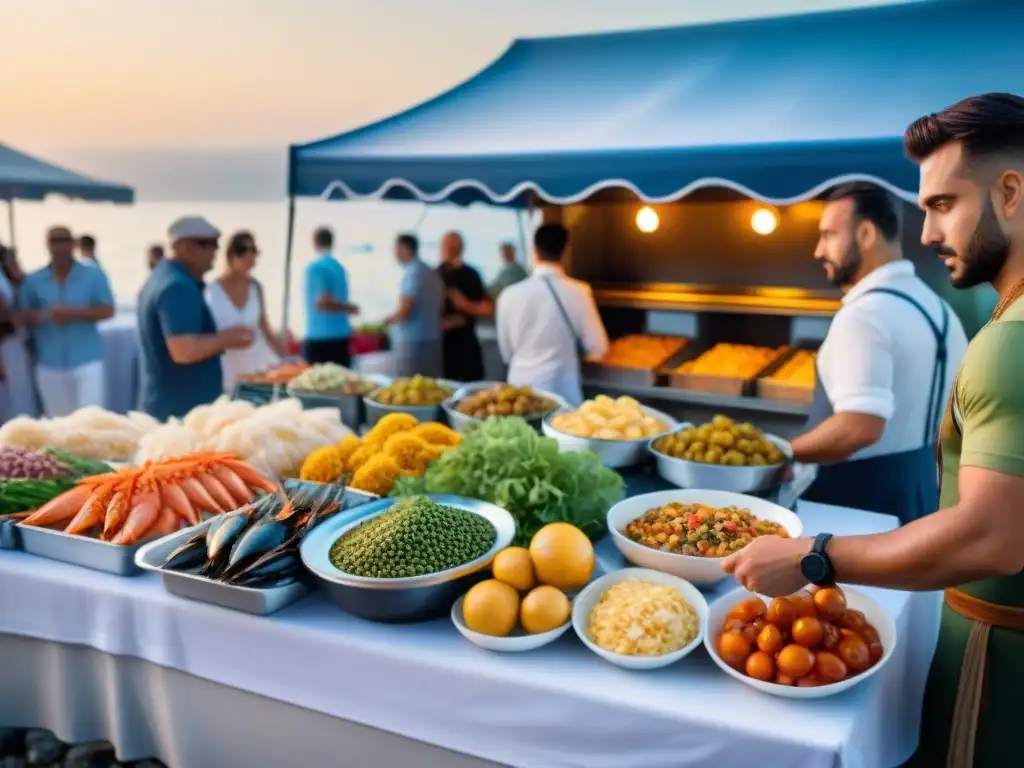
801, 532, 835, 586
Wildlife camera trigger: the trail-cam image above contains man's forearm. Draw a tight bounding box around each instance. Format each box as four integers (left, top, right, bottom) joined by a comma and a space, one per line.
791, 412, 883, 464
58, 305, 115, 322
316, 296, 358, 314
167, 334, 227, 364
827, 505, 1017, 591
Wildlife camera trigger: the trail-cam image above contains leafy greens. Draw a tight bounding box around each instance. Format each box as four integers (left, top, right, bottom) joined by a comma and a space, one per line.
392, 417, 623, 545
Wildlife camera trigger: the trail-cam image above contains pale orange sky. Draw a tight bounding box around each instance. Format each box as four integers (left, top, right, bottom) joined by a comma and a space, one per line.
2, 0, 915, 151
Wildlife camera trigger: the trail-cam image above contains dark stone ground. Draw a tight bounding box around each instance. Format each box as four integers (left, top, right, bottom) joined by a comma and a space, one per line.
0, 728, 166, 768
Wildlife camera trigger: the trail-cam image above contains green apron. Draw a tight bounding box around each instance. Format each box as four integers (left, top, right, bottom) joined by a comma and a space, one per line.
912, 300, 1024, 768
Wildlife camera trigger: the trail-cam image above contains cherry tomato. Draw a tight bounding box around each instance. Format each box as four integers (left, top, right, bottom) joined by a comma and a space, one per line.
745, 650, 776, 681
813, 651, 848, 683
723, 617, 746, 634
789, 593, 817, 619
757, 624, 785, 654
776, 644, 815, 678
860, 625, 884, 663
718, 630, 752, 670
723, 521, 738, 532
775, 672, 796, 686
840, 609, 868, 632
765, 597, 797, 627
797, 675, 825, 688
820, 620, 841, 651
813, 587, 848, 622
687, 514, 703, 529
838, 634, 871, 673
791, 616, 824, 648
740, 623, 760, 646
728, 598, 767, 624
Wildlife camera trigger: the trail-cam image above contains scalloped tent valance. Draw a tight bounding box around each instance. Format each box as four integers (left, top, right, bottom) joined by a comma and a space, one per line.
288, 1, 1024, 207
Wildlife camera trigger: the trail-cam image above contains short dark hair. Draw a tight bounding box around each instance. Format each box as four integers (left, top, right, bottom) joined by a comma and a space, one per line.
313, 227, 333, 249
79, 235, 96, 250
904, 92, 1024, 164
823, 182, 901, 243
396, 233, 418, 255
533, 224, 569, 262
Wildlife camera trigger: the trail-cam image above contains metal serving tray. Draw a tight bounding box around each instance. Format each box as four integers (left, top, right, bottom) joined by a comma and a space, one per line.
582, 336, 690, 389
666, 343, 788, 397
755, 341, 820, 405
288, 374, 391, 431
134, 484, 379, 615
16, 524, 147, 576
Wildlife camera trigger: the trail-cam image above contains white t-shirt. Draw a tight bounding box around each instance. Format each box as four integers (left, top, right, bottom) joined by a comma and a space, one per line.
817, 260, 968, 460
495, 264, 609, 405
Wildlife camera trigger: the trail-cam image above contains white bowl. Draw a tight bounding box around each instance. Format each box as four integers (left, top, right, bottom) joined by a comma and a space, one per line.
451, 594, 572, 652
571, 568, 708, 670
541, 405, 677, 468
704, 586, 897, 699
649, 425, 792, 493
606, 489, 803, 586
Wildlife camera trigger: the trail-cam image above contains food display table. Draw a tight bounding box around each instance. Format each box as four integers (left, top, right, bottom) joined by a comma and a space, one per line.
0, 500, 940, 768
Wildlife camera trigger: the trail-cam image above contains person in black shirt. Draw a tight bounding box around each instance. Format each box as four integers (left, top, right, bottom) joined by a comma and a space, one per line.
438, 232, 492, 381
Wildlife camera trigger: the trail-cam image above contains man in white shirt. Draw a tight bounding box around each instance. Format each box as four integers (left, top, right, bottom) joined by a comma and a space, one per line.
496, 224, 608, 404
795, 182, 968, 523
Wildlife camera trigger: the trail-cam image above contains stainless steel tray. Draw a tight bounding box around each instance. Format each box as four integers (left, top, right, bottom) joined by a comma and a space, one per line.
134, 485, 380, 615
288, 374, 391, 431
16, 524, 146, 576
582, 336, 690, 389
755, 341, 818, 405
665, 344, 788, 397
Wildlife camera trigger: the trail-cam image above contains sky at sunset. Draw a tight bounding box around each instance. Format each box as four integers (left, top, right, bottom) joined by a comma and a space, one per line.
5, 0, 916, 154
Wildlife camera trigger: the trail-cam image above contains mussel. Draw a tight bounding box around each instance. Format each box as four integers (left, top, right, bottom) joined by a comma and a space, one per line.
162, 530, 208, 571
220, 519, 289, 579
224, 548, 299, 586
203, 510, 254, 575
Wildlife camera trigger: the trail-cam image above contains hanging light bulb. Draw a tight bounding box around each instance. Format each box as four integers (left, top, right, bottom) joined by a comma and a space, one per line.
635, 206, 659, 233
751, 207, 778, 235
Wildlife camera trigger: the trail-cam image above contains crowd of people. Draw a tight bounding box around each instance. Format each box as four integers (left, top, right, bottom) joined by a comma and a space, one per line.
0, 213, 609, 423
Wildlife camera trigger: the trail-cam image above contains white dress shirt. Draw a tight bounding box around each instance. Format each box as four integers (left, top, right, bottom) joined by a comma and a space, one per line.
817, 260, 967, 460
495, 263, 609, 405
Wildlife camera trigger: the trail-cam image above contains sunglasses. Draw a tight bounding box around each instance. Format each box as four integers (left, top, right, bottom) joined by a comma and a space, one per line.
48, 236, 73, 244
193, 238, 219, 249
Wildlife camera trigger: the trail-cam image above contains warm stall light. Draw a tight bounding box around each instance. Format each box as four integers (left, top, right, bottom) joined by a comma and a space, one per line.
636, 206, 660, 233
751, 208, 778, 235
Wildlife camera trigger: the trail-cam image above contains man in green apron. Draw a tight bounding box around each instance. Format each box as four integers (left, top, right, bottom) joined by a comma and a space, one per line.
722, 92, 1024, 767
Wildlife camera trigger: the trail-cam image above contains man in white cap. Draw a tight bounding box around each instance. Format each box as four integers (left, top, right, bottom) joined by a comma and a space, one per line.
136, 216, 253, 419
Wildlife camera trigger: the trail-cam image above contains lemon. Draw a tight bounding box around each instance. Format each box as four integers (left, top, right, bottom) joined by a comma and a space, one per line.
462, 579, 520, 637
529, 522, 595, 591
492, 546, 536, 591
520, 585, 571, 634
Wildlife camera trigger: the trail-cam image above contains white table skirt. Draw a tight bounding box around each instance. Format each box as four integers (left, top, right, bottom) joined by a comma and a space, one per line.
0, 501, 941, 768
99, 313, 139, 414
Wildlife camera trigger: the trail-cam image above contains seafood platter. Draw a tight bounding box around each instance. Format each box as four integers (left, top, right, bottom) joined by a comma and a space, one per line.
9, 452, 278, 575
136, 481, 379, 615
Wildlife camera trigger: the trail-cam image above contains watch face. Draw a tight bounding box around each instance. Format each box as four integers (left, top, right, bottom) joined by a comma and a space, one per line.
802, 554, 827, 584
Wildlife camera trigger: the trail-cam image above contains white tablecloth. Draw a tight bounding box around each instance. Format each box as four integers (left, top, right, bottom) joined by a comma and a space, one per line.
98, 313, 139, 414
0, 501, 940, 768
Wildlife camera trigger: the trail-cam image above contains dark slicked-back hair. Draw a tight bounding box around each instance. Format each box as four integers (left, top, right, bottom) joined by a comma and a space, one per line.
396, 233, 418, 255
534, 224, 569, 262
904, 92, 1024, 164
824, 182, 901, 243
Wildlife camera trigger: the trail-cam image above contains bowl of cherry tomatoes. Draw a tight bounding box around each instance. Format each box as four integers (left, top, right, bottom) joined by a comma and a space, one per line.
704, 584, 896, 699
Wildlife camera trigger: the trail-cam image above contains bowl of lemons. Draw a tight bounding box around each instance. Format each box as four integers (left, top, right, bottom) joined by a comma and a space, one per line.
648, 414, 791, 493
542, 394, 676, 468
451, 522, 597, 652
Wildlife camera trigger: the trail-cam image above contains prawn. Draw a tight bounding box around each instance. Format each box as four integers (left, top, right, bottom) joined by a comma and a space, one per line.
20, 485, 93, 527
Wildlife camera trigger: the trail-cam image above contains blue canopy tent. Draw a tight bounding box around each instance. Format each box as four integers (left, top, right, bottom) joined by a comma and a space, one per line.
282, 0, 1024, 323
0, 143, 134, 248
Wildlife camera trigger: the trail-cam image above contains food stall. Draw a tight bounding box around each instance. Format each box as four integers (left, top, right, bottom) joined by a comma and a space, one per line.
3, 1, 1023, 766
284, 0, 1016, 438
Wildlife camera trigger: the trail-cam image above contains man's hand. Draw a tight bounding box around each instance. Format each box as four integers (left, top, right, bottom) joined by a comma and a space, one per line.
49, 306, 74, 325
218, 326, 254, 350
721, 536, 813, 596
447, 288, 470, 312
18, 309, 44, 326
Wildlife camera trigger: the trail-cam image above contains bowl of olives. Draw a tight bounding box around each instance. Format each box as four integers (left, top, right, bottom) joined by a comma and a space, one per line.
364, 376, 458, 427
648, 415, 791, 493
443, 382, 567, 433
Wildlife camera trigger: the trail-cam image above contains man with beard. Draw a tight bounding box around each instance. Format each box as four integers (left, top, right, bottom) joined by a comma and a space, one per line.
721, 93, 1024, 768
793, 182, 966, 521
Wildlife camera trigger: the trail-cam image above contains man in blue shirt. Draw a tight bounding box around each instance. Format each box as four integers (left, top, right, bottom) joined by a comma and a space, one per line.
382, 233, 444, 377
18, 226, 115, 416
137, 216, 253, 420
303, 227, 359, 366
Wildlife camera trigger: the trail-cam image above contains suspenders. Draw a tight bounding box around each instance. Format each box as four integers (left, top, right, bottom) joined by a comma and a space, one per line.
862, 287, 950, 446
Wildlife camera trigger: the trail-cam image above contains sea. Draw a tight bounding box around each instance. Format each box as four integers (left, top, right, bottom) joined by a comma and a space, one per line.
9, 198, 531, 335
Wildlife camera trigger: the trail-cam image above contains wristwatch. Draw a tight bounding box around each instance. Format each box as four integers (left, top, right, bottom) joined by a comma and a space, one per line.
800, 532, 835, 586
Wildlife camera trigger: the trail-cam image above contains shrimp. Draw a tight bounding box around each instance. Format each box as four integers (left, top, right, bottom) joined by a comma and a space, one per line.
197, 472, 238, 512
211, 463, 253, 506
64, 482, 116, 535
111, 493, 160, 545
20, 485, 93, 527
101, 489, 133, 540
220, 458, 277, 493
160, 481, 199, 526
179, 476, 224, 514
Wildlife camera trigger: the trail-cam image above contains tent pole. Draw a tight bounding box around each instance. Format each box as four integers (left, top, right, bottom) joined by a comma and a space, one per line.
515, 209, 529, 267
5, 199, 14, 249
281, 194, 296, 334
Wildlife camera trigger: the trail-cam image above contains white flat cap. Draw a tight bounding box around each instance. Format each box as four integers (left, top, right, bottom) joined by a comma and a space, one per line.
168, 215, 221, 242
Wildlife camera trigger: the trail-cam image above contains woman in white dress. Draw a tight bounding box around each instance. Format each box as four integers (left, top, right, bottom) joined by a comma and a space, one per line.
0, 246, 38, 420
206, 232, 285, 391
